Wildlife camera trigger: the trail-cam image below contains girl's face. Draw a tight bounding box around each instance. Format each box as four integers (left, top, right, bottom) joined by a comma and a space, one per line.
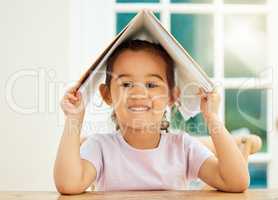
100, 49, 180, 131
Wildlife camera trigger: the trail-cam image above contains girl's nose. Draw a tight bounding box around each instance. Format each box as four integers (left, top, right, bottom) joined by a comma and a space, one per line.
128, 83, 148, 99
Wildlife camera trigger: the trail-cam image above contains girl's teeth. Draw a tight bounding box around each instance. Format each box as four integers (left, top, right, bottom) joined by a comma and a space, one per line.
129, 107, 150, 111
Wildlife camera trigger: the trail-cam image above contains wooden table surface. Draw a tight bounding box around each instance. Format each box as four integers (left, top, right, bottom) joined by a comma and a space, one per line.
1, 190, 278, 200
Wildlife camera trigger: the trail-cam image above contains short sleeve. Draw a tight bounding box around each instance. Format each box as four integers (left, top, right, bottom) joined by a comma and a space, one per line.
184, 133, 214, 181
80, 136, 103, 182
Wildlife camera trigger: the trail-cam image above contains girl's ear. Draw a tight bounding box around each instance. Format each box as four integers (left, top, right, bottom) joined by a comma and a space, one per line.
99, 83, 112, 106
168, 86, 180, 107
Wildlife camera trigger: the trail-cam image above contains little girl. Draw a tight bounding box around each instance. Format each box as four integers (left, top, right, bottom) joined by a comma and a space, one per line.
54, 40, 250, 194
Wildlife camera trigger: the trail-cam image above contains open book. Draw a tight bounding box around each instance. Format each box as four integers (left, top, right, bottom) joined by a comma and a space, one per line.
76, 9, 215, 121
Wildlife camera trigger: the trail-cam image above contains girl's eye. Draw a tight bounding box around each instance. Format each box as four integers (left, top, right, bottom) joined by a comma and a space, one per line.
146, 82, 158, 88
121, 82, 133, 88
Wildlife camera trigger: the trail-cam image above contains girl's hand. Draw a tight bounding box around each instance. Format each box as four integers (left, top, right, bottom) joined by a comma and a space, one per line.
198, 87, 220, 121
60, 85, 85, 120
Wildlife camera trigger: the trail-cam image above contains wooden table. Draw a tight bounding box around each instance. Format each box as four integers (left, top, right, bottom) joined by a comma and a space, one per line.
1, 190, 278, 200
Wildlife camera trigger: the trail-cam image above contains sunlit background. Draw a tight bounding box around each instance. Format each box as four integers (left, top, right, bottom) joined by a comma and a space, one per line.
0, 0, 277, 191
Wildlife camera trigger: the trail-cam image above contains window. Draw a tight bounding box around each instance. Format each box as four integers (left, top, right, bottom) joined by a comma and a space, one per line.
115, 0, 274, 188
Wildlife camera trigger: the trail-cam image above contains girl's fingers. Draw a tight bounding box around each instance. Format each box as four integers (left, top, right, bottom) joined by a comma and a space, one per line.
198, 87, 220, 100
66, 93, 78, 101
64, 93, 78, 105
65, 85, 80, 97
207, 87, 220, 97
197, 87, 207, 98
60, 86, 85, 117
66, 87, 77, 95
63, 99, 76, 108
62, 89, 83, 107
64, 96, 76, 105
76, 91, 82, 99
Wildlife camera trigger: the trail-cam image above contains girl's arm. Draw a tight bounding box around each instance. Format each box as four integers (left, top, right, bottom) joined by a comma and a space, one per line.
53, 86, 97, 194
197, 88, 250, 192
198, 134, 262, 160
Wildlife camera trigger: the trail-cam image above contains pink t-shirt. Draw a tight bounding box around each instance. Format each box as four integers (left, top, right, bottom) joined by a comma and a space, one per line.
80, 130, 214, 191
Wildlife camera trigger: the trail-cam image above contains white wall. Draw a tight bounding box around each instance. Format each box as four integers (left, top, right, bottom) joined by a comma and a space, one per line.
0, 0, 114, 191
0, 0, 70, 191
70, 0, 115, 81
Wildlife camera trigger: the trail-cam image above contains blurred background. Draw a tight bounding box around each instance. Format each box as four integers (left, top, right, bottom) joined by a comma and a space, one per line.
0, 0, 278, 191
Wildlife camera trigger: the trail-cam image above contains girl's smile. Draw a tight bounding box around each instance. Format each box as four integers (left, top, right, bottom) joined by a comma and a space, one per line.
127, 105, 151, 112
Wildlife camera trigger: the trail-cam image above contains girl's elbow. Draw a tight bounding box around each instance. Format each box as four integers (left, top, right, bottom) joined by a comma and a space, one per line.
230, 183, 249, 193
218, 184, 248, 193
226, 176, 250, 193
240, 172, 250, 190
228, 185, 249, 193
55, 183, 86, 195
236, 177, 250, 192
53, 170, 86, 195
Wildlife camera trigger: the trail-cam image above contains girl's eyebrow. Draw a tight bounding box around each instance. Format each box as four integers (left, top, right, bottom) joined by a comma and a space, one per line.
146, 73, 164, 81
115, 73, 164, 81
115, 74, 131, 80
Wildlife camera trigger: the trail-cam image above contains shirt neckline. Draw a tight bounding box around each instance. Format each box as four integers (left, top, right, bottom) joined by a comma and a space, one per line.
115, 129, 165, 153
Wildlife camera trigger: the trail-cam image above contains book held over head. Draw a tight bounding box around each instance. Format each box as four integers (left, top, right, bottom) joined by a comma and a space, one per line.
76, 9, 215, 122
